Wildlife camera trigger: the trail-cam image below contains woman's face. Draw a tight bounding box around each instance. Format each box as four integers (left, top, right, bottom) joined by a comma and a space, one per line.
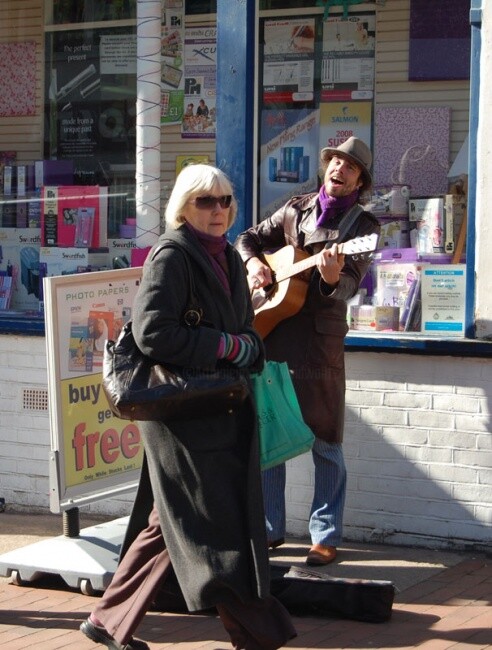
183, 192, 231, 236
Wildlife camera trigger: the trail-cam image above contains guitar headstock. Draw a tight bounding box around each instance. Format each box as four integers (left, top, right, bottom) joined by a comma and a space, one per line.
339, 232, 379, 255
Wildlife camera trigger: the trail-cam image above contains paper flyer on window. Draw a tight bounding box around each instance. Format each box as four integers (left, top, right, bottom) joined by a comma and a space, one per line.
44, 269, 144, 510
161, 0, 185, 125
259, 108, 320, 222
181, 25, 216, 139
321, 14, 375, 101
262, 18, 316, 104
421, 265, 466, 336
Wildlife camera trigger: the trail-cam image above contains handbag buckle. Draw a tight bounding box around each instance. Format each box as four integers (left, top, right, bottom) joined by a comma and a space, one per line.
183, 306, 203, 328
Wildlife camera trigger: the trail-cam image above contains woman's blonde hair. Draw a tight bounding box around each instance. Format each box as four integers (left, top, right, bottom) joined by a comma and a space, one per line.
165, 164, 238, 229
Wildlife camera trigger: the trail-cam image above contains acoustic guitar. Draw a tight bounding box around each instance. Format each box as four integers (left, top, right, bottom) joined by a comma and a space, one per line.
251, 233, 379, 338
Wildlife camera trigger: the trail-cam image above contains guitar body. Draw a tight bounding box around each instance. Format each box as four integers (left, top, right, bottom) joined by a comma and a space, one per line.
252, 246, 311, 339
251, 234, 378, 339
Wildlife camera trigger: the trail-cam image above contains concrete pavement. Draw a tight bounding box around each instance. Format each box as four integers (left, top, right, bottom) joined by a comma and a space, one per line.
0, 509, 491, 649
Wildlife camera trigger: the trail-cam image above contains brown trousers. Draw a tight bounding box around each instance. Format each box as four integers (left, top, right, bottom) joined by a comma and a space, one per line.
93, 506, 296, 649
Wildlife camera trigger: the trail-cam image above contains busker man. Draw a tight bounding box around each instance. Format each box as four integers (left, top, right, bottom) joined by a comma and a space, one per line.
235, 137, 380, 565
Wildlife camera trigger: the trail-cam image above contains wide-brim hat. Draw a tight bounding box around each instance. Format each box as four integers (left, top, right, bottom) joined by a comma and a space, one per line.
320, 136, 373, 192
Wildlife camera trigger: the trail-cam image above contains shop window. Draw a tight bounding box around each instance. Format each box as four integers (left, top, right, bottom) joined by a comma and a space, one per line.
257, 7, 469, 340
0, 4, 137, 326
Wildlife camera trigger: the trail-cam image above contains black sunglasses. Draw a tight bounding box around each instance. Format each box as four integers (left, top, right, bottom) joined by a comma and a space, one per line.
192, 195, 232, 209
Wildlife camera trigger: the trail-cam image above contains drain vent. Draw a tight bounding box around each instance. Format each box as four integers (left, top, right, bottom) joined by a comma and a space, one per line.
22, 388, 49, 411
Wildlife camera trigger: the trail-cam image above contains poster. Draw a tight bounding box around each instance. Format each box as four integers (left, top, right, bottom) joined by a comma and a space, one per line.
181, 25, 217, 139
161, 0, 185, 125
0, 42, 36, 117
321, 14, 375, 101
43, 268, 144, 512
259, 108, 320, 222
319, 101, 372, 152
262, 18, 315, 104
44, 27, 137, 185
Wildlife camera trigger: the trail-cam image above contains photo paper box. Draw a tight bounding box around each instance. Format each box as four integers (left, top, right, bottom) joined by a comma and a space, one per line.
39, 246, 90, 278
378, 218, 411, 249
0, 275, 13, 310
350, 305, 400, 332
444, 194, 466, 254
408, 197, 445, 254
108, 237, 138, 268
408, 197, 444, 222
68, 316, 94, 373
41, 185, 108, 248
375, 262, 421, 309
0, 227, 42, 311
420, 264, 466, 336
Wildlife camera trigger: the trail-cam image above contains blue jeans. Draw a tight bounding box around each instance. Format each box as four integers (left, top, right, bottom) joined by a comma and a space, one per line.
262, 440, 347, 547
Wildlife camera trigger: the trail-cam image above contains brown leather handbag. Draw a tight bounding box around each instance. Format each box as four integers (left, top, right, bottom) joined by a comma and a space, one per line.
102, 321, 248, 422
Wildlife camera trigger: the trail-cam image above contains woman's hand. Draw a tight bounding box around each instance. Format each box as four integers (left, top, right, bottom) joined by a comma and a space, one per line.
246, 257, 272, 291
218, 332, 260, 368
316, 243, 345, 287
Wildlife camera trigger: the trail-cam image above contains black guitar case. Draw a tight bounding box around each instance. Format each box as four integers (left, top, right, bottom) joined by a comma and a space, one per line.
153, 563, 395, 623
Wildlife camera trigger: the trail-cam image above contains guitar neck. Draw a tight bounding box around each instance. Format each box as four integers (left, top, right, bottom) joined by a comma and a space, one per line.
275, 255, 318, 283
275, 241, 350, 284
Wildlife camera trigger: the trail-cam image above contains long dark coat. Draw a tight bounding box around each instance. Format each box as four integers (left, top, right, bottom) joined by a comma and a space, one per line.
235, 193, 380, 444
120, 225, 269, 613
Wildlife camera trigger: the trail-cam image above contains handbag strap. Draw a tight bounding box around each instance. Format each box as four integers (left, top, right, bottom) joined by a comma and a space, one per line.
151, 243, 203, 327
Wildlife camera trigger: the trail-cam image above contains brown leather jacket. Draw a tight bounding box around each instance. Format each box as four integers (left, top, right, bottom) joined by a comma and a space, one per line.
234, 192, 380, 443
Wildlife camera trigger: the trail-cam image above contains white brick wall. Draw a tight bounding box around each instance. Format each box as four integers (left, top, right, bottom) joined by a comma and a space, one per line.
0, 335, 136, 518
1, 338, 491, 551
285, 352, 492, 552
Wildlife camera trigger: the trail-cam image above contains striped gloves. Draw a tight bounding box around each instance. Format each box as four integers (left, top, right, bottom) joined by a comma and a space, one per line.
217, 332, 260, 368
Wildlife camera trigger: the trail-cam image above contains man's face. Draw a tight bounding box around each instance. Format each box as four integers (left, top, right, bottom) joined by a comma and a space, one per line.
324, 154, 363, 197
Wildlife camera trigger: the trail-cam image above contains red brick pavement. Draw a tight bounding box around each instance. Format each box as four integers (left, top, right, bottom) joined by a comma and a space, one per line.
0, 557, 491, 649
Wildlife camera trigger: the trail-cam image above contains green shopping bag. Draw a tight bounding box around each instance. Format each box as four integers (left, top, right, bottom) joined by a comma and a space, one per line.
251, 360, 315, 470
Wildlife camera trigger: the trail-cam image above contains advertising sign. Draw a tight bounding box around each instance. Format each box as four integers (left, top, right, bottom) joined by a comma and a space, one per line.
258, 107, 319, 221
44, 27, 137, 185
44, 268, 144, 513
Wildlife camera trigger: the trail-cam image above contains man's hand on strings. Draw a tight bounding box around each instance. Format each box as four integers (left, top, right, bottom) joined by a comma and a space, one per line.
316, 244, 345, 287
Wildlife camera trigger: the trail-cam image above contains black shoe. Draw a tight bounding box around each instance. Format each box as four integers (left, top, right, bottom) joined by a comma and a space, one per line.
80, 618, 150, 650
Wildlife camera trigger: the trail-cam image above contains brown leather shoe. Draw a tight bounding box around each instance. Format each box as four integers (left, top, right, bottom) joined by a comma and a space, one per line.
306, 544, 337, 565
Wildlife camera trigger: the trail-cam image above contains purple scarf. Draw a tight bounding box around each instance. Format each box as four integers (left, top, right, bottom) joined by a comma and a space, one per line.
185, 222, 231, 296
316, 185, 359, 228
